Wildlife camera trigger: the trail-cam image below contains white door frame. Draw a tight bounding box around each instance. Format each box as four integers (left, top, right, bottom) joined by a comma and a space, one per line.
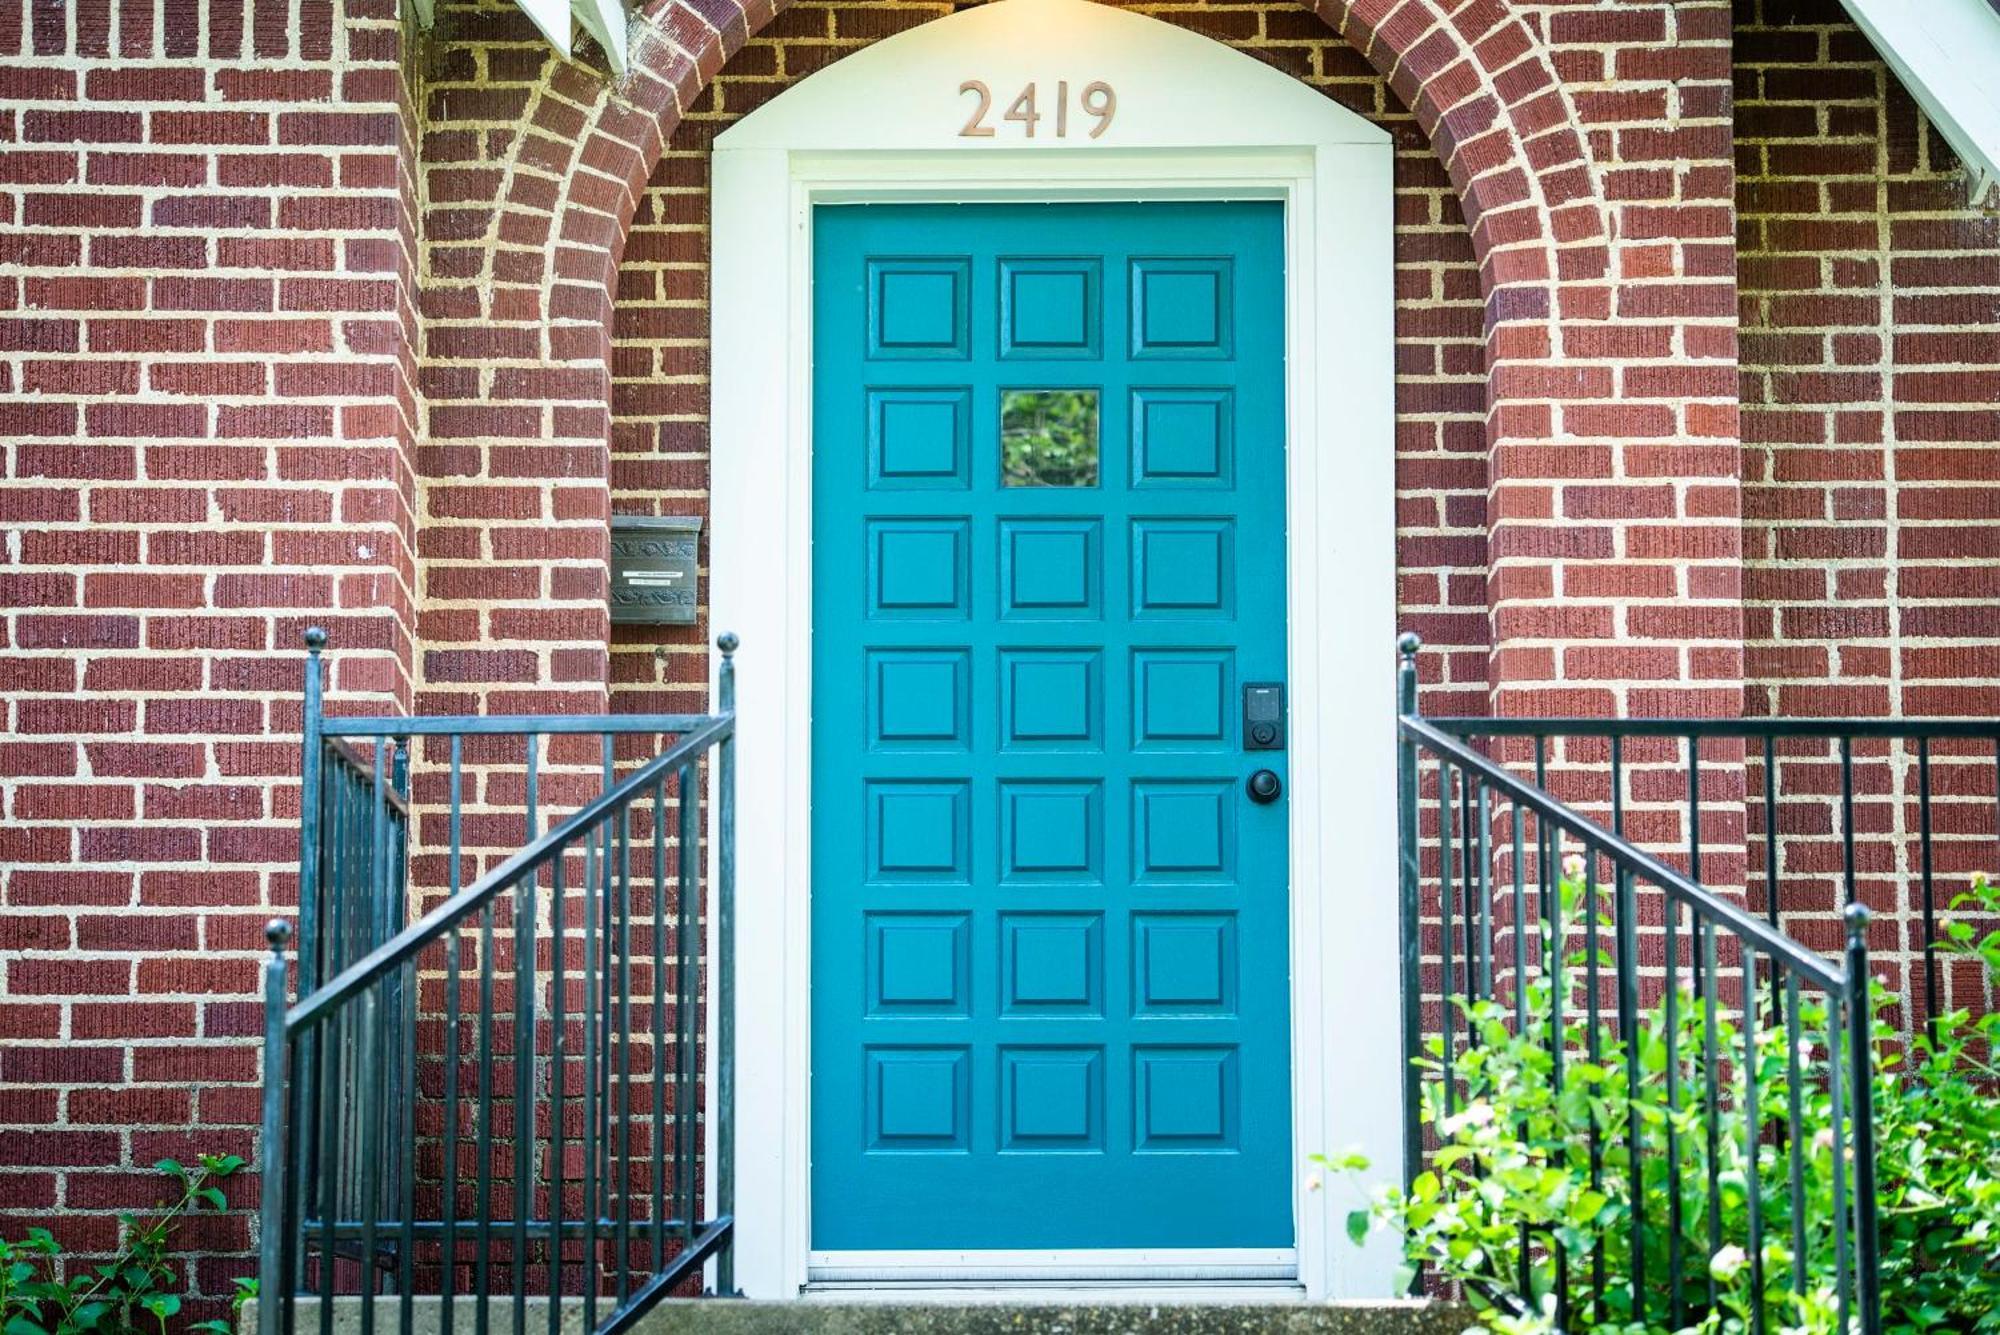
707, 0, 1400, 1300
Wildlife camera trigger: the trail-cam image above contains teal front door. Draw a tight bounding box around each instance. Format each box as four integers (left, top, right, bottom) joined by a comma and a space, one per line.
810, 201, 1291, 1253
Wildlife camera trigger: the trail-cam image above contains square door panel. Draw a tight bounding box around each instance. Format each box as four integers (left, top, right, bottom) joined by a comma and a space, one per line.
867, 1047, 970, 1151
869, 388, 970, 488
1000, 649, 1102, 750
1000, 781, 1102, 882
1132, 648, 1232, 749
1132, 913, 1238, 1016
1000, 258, 1101, 360
1000, 912, 1103, 1014
866, 780, 970, 882
1000, 1047, 1105, 1152
869, 519, 969, 619
1132, 388, 1233, 487
868, 649, 970, 750
1130, 258, 1233, 359
867, 912, 970, 1016
1133, 780, 1234, 881
868, 259, 970, 359
1001, 519, 1101, 619
1134, 1046, 1238, 1151
1131, 519, 1233, 619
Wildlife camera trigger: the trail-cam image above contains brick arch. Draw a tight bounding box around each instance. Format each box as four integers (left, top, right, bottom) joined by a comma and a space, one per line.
423, 0, 1739, 725
551, 0, 1610, 358
1314, 0, 1611, 321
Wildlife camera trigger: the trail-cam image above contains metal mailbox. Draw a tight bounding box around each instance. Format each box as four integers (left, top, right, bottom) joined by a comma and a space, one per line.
609, 515, 702, 625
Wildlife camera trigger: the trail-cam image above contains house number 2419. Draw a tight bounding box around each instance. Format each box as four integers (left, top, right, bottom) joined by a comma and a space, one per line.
959, 80, 1117, 139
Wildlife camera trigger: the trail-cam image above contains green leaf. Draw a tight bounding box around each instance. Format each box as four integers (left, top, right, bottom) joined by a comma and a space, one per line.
1345, 1210, 1370, 1245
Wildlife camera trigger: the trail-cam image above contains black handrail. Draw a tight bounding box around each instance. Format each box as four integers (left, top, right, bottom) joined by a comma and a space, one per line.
288, 713, 733, 1030
1423, 704, 2000, 1049
258, 630, 740, 1335
1396, 633, 1882, 1335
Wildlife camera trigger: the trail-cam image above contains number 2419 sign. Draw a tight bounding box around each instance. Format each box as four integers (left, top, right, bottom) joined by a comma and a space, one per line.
959, 80, 1117, 139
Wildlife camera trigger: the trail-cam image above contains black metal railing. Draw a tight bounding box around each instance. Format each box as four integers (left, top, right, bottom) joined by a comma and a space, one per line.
301, 736, 412, 1251
258, 629, 739, 1335
1414, 708, 2000, 1045
1396, 633, 1883, 1334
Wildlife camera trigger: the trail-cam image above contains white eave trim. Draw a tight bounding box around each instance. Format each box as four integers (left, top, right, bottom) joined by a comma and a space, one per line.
1839, 0, 2000, 204
408, 0, 628, 75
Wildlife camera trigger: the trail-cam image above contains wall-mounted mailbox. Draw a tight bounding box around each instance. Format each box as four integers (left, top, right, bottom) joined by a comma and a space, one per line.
609, 515, 702, 625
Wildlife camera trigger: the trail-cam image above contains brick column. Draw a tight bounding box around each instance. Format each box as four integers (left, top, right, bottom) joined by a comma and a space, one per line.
0, 0, 418, 1310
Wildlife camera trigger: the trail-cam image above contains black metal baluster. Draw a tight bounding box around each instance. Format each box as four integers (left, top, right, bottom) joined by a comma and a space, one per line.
1846, 904, 1882, 1335
442, 738, 462, 1335
1829, 983, 1852, 1335
512, 870, 535, 1334
598, 736, 616, 1304
1583, 850, 1605, 1319
364, 739, 389, 1329
1511, 804, 1526, 1032
581, 814, 600, 1333
1765, 733, 1781, 1025
397, 952, 417, 1335
359, 988, 383, 1335
1459, 765, 1477, 1017
1688, 735, 1703, 1005
650, 778, 669, 1277
1608, 731, 1624, 835
1665, 896, 1684, 1326
547, 851, 566, 1335
1701, 919, 1722, 1307
474, 901, 495, 1335
1395, 642, 1423, 1205
677, 764, 700, 1248
616, 805, 634, 1307
1614, 865, 1644, 1324
1743, 944, 1766, 1335
1476, 779, 1493, 1004
1438, 757, 1457, 1113
1841, 735, 1857, 907
1785, 974, 1806, 1301
1918, 737, 1938, 1042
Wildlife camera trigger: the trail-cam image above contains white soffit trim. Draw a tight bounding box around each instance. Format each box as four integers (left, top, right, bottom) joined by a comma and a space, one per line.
1839, 0, 2000, 201
410, 0, 629, 75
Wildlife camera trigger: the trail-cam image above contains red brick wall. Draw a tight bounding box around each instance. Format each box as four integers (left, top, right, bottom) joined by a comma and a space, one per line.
0, 0, 419, 1313
1736, 0, 2000, 1023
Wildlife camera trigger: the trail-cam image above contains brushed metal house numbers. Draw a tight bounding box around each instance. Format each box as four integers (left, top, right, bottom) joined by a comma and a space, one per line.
959, 80, 1117, 139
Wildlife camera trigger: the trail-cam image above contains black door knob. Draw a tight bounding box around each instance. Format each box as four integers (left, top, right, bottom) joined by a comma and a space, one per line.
1246, 769, 1283, 804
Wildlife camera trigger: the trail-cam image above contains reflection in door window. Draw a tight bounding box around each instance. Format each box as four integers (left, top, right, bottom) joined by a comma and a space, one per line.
1001, 388, 1100, 488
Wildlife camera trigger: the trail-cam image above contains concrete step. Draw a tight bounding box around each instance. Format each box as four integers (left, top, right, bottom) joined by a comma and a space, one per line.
632, 1300, 1467, 1335
246, 1298, 1467, 1335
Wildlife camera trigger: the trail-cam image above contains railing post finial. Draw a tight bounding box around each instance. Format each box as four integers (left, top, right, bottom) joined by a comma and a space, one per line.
717, 632, 738, 714
1843, 899, 1872, 944
265, 918, 292, 953
303, 626, 327, 653
1397, 631, 1421, 719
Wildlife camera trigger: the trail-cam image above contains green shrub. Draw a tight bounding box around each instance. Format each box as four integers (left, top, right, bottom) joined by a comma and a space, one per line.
1334, 872, 2000, 1335
2, 1154, 250, 1335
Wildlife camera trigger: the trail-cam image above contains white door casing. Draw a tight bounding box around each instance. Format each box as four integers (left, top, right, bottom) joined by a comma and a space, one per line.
707, 0, 1398, 1299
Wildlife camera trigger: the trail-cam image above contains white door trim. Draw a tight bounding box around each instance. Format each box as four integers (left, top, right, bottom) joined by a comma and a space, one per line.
707, 0, 1399, 1301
